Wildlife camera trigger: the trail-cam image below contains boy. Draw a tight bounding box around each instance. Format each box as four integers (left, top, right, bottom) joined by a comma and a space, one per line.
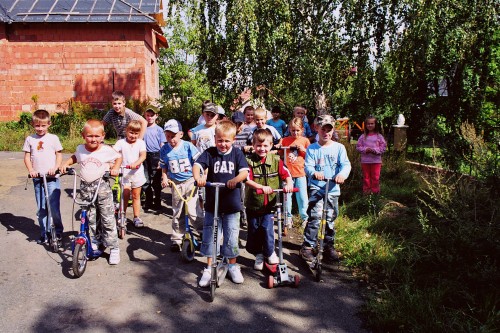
102, 91, 148, 140
60, 119, 122, 264
300, 115, 351, 263
142, 105, 164, 211
23, 109, 64, 244
245, 129, 294, 270
160, 119, 202, 250
113, 120, 147, 228
189, 101, 219, 153
266, 105, 287, 138
244, 107, 281, 153
193, 120, 249, 287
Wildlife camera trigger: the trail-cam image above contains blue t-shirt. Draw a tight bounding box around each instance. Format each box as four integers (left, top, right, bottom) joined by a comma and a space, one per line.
159, 140, 200, 182
144, 124, 164, 152
266, 119, 287, 137
194, 147, 249, 214
304, 141, 351, 195
284, 121, 314, 138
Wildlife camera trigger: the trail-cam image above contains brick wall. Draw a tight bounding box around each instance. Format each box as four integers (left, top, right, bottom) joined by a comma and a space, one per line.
0, 23, 162, 121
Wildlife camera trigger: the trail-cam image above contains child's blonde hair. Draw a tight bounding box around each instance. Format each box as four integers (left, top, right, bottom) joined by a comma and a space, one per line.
111, 90, 126, 102
254, 107, 267, 119
215, 120, 237, 138
252, 128, 273, 144
126, 120, 142, 133
82, 119, 105, 134
288, 117, 304, 130
32, 109, 50, 123
293, 106, 307, 117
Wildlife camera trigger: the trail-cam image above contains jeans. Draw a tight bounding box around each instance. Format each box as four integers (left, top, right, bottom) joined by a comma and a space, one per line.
246, 213, 275, 257
33, 178, 63, 237
286, 176, 308, 222
142, 152, 162, 206
302, 189, 339, 249
200, 211, 240, 258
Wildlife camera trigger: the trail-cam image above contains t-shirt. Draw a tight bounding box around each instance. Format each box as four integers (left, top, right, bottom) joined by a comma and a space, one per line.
234, 124, 255, 150
284, 121, 313, 138
23, 133, 63, 174
281, 136, 310, 178
113, 139, 146, 178
304, 141, 351, 195
143, 124, 164, 153
74, 144, 120, 183
102, 108, 144, 140
266, 119, 287, 137
190, 124, 216, 153
159, 140, 200, 182
194, 147, 249, 214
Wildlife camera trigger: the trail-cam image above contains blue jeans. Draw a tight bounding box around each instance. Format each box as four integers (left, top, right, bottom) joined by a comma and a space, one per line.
200, 211, 240, 258
302, 189, 338, 249
286, 176, 308, 221
33, 178, 63, 237
246, 213, 275, 257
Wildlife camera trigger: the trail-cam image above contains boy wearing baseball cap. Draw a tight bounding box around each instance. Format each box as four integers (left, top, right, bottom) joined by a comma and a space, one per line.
300, 114, 351, 263
160, 119, 203, 251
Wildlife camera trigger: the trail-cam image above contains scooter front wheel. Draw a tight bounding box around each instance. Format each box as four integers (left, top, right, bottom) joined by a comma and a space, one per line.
210, 282, 216, 302
315, 264, 322, 282
180, 238, 195, 263
268, 274, 275, 289
50, 229, 59, 253
72, 242, 88, 278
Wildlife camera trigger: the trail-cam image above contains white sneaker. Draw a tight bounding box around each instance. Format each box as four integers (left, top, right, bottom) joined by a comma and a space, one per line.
254, 253, 264, 271
109, 248, 120, 265
217, 259, 229, 286
199, 267, 211, 288
133, 217, 144, 228
228, 264, 244, 284
267, 251, 279, 265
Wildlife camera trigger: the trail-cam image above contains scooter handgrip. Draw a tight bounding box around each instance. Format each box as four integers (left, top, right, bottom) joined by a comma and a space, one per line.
125, 165, 139, 169
205, 181, 242, 188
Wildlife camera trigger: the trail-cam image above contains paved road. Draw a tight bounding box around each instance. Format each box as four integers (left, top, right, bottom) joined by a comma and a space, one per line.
0, 151, 367, 333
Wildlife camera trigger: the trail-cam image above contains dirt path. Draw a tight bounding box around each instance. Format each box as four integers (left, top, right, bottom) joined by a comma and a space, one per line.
0, 151, 368, 333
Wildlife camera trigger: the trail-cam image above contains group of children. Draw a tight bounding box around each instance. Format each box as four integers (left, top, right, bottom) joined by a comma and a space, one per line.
23, 91, 386, 285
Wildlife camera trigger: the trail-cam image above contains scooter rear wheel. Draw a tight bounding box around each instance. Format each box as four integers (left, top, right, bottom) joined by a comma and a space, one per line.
118, 226, 126, 239
294, 274, 300, 287
268, 275, 275, 289
181, 239, 195, 263
72, 242, 87, 278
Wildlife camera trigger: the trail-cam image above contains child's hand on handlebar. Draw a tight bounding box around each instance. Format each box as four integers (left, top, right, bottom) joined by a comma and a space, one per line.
283, 182, 294, 193
161, 175, 170, 188
195, 177, 206, 187
47, 167, 58, 176
260, 185, 273, 194
110, 168, 120, 177
28, 170, 39, 178
226, 178, 238, 189
314, 172, 325, 181
334, 174, 346, 184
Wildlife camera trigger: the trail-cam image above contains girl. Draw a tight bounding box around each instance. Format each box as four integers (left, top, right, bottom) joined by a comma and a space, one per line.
356, 115, 387, 194
281, 117, 310, 227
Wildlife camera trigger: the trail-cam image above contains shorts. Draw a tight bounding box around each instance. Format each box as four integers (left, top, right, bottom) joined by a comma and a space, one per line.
123, 170, 147, 188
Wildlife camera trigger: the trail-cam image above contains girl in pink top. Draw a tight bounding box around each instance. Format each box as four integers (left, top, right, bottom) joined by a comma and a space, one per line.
356, 115, 387, 194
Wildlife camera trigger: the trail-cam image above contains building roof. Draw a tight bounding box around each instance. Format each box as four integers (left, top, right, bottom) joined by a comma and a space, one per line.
0, 0, 164, 24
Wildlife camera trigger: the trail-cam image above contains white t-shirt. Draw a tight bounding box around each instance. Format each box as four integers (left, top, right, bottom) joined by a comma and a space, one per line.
190, 124, 216, 153
75, 144, 120, 182
113, 138, 146, 177
23, 133, 63, 174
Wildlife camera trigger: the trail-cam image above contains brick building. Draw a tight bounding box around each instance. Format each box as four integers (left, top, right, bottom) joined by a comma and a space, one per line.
0, 0, 168, 121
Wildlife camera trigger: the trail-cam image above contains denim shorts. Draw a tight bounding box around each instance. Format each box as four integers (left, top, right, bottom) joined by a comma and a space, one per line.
200, 211, 240, 258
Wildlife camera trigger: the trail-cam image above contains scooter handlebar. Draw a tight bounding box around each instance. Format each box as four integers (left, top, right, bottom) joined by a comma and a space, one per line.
195, 181, 242, 188
28, 168, 74, 178
256, 187, 299, 195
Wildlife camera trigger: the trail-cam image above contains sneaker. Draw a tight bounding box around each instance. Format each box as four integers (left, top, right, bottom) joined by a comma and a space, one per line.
109, 248, 120, 265
91, 237, 100, 251
133, 217, 144, 228
228, 264, 244, 284
254, 253, 264, 271
300, 247, 315, 262
198, 267, 211, 288
324, 246, 340, 262
267, 251, 279, 265
217, 260, 229, 286
37, 236, 48, 245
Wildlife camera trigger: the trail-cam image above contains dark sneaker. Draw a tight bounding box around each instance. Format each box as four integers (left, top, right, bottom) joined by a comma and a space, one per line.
300, 247, 315, 262
324, 246, 340, 262
37, 236, 48, 245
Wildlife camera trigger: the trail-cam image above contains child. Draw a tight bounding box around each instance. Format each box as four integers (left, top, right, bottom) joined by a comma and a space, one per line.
102, 91, 148, 140
142, 105, 164, 211
356, 115, 387, 194
283, 106, 315, 142
280, 117, 310, 227
245, 129, 293, 270
266, 105, 287, 138
231, 111, 250, 226
300, 115, 351, 263
244, 107, 281, 153
60, 119, 122, 264
193, 120, 249, 287
23, 109, 64, 244
160, 119, 203, 250
242, 105, 256, 129
113, 120, 147, 227
189, 101, 219, 153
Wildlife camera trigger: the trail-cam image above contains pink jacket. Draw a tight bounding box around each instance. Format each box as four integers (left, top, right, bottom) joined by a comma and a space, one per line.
356, 133, 387, 164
